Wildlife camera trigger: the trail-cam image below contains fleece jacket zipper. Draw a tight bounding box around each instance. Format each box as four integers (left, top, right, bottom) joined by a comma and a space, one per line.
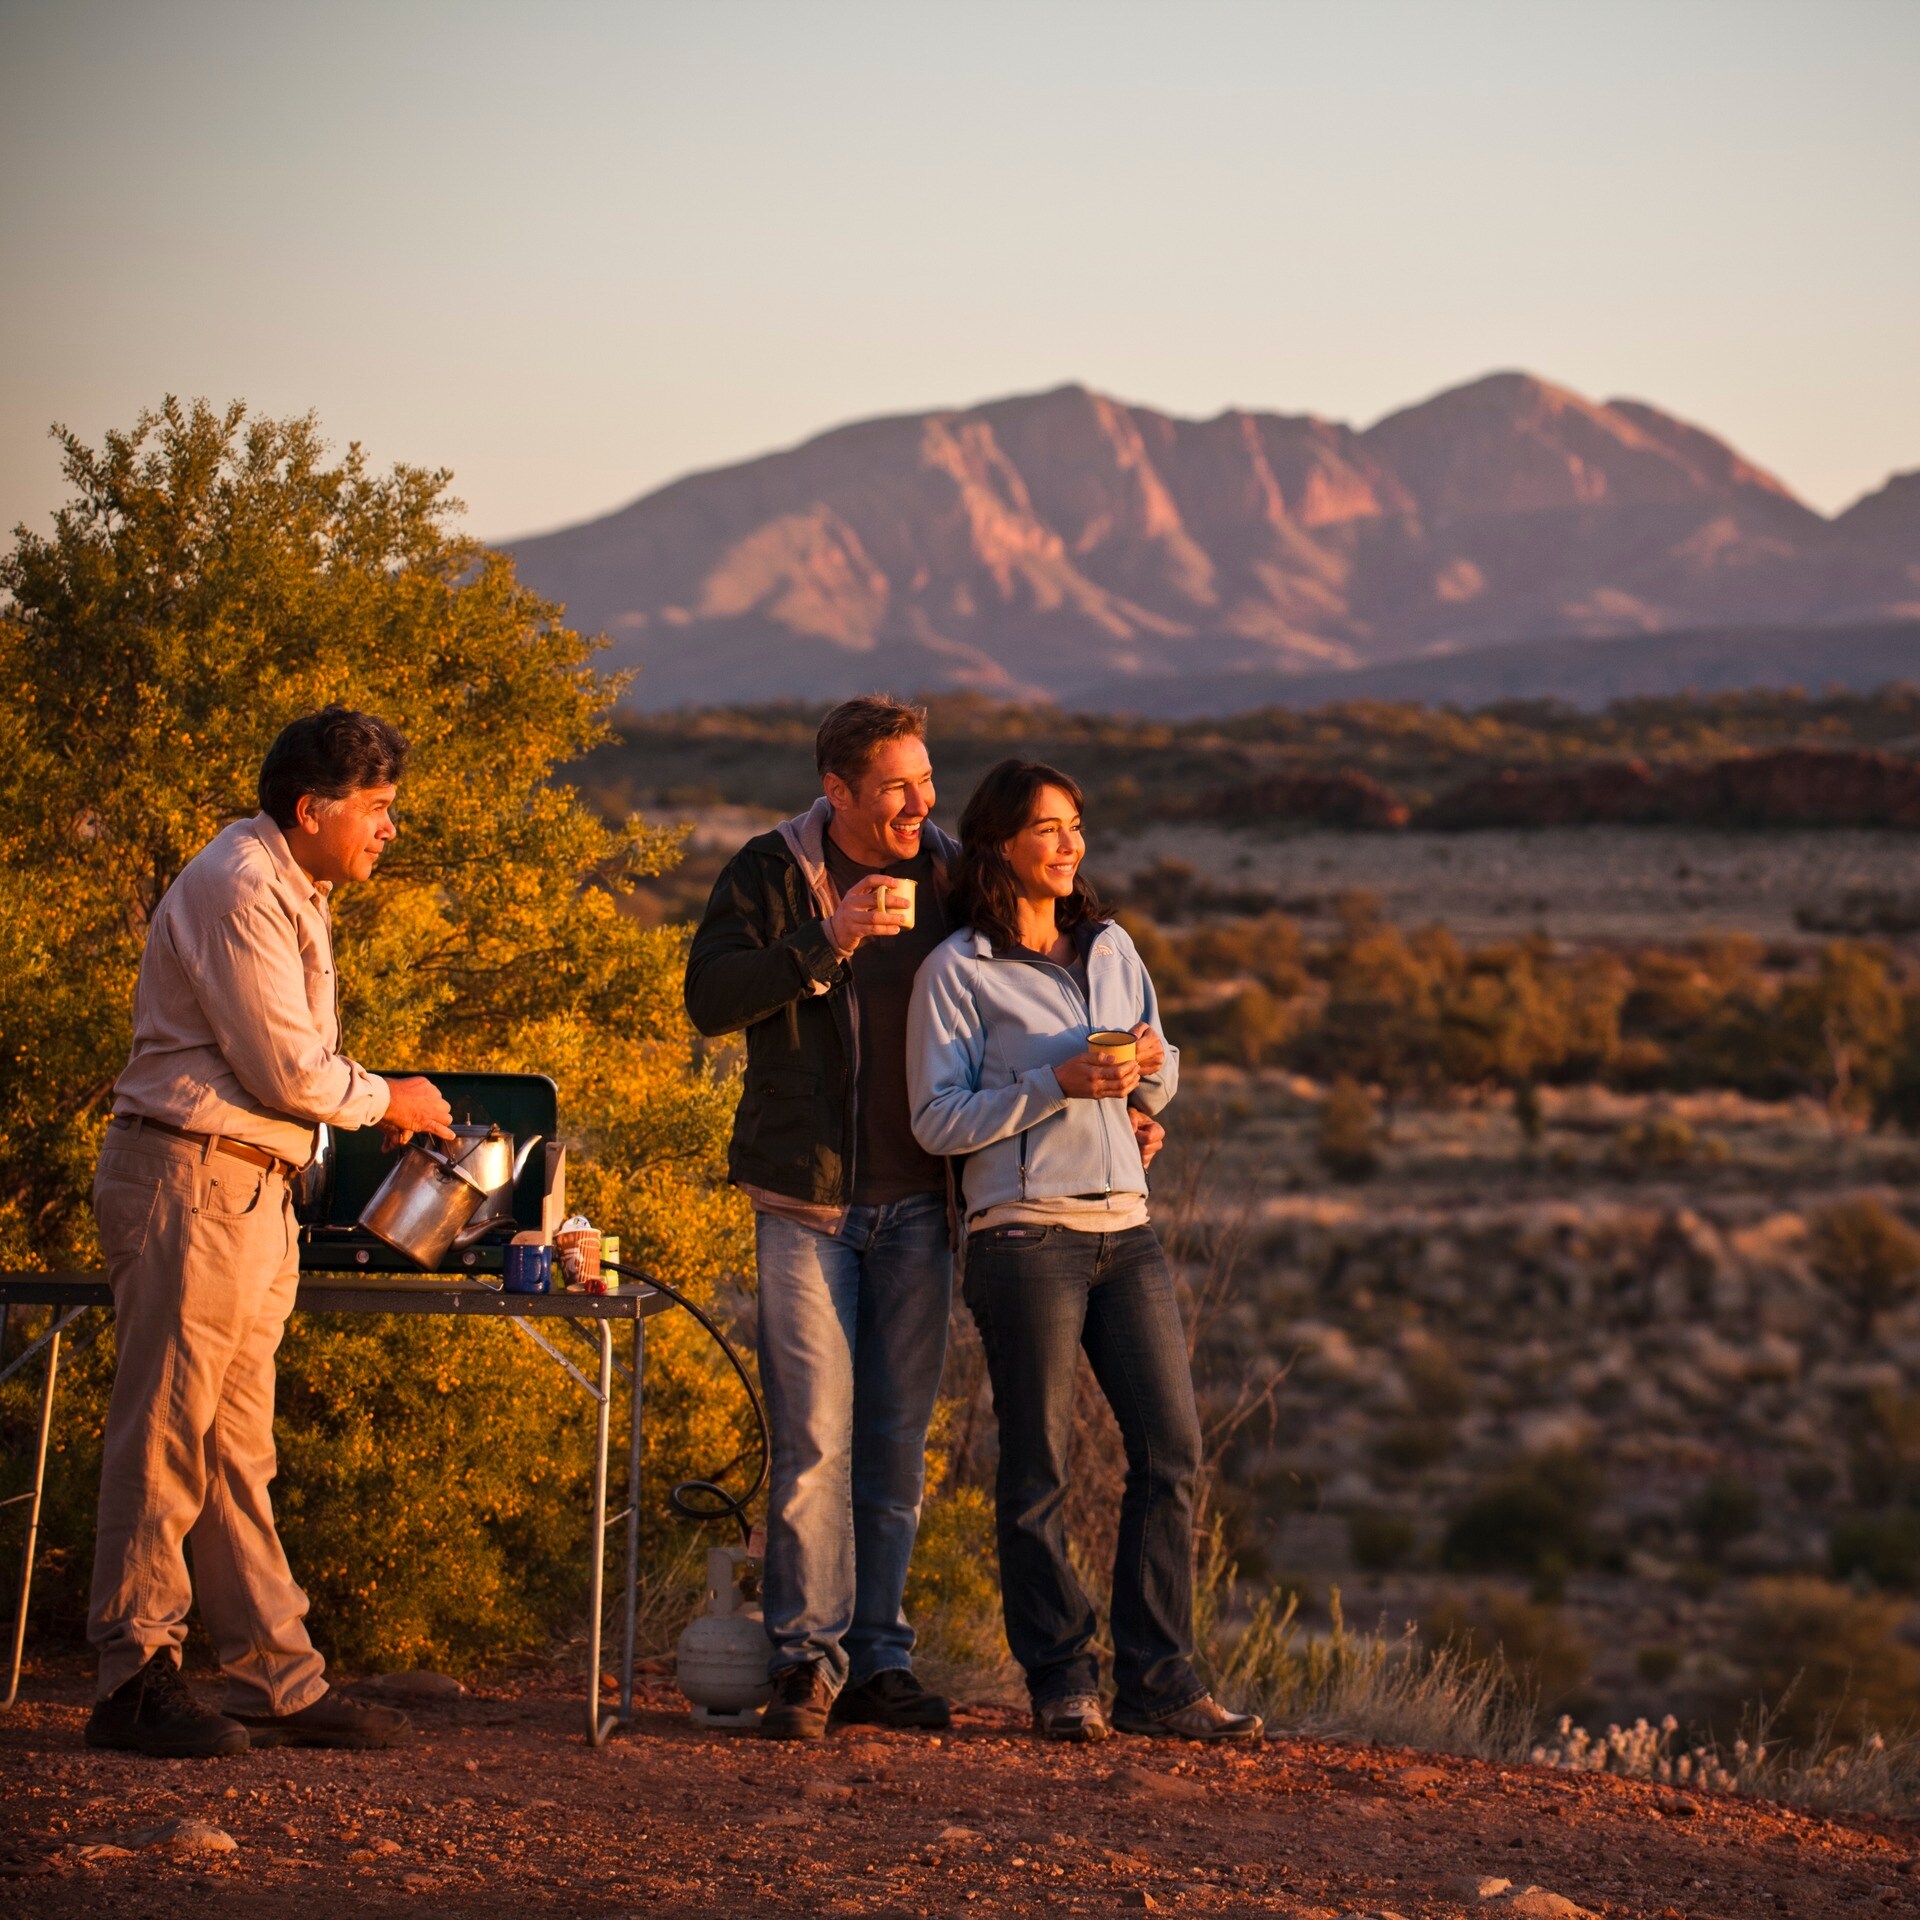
992, 944, 1114, 1199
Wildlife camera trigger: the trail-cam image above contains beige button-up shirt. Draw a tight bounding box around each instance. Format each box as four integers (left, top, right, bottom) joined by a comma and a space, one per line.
111, 812, 391, 1165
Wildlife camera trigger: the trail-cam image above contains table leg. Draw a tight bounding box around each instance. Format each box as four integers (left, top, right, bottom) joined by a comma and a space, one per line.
5, 1322, 63, 1709
620, 1315, 643, 1724
587, 1319, 614, 1747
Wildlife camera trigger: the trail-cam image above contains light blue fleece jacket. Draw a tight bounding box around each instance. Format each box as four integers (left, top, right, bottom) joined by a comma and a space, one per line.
906, 920, 1178, 1218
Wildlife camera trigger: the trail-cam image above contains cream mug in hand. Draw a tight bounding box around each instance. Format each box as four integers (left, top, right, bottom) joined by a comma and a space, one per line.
1086, 1030, 1138, 1065
875, 875, 917, 930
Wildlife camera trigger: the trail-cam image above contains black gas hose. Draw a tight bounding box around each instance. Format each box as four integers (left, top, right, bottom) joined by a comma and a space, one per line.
604, 1258, 768, 1547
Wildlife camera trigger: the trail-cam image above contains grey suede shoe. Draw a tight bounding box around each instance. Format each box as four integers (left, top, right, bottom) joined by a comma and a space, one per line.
1032, 1692, 1111, 1742
1110, 1693, 1264, 1741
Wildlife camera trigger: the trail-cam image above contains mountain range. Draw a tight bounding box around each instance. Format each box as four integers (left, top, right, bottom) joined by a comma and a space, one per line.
506, 373, 1920, 712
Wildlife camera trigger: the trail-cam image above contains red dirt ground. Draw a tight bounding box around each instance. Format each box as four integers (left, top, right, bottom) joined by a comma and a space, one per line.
1, 1660, 1915, 1918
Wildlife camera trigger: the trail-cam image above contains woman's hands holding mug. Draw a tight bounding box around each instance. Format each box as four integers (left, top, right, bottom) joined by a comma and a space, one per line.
1054, 1050, 1142, 1100
1129, 1022, 1166, 1078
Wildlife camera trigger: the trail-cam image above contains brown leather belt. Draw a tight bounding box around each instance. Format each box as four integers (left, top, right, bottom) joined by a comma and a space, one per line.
111, 1114, 296, 1178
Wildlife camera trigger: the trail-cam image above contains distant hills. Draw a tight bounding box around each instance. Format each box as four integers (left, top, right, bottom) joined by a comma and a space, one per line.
507, 374, 1920, 713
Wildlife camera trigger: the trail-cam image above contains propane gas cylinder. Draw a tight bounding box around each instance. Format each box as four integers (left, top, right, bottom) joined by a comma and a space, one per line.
675, 1546, 772, 1729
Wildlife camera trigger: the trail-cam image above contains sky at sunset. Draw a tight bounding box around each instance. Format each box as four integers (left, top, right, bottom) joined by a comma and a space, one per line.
2, 0, 1916, 542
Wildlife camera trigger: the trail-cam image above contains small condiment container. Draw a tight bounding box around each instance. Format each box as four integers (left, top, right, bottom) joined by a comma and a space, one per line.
555, 1217, 603, 1291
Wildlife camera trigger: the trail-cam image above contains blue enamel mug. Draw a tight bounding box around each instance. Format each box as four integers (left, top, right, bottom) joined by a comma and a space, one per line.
502, 1242, 553, 1294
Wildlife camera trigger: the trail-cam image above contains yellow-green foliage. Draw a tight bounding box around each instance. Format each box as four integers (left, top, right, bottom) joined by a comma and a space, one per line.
0, 398, 754, 1670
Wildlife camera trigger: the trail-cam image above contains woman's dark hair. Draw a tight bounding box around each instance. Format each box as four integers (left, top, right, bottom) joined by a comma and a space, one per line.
258, 706, 409, 829
951, 759, 1102, 951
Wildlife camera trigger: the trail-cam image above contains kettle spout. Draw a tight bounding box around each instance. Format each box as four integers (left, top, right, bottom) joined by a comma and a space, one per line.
511, 1133, 543, 1183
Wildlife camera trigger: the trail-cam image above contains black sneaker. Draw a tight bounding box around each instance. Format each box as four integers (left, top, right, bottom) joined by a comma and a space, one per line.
85, 1652, 250, 1759
759, 1661, 834, 1740
233, 1689, 412, 1750
830, 1667, 951, 1731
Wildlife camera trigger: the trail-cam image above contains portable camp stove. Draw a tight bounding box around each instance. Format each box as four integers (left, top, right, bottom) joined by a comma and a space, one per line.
297, 1070, 566, 1275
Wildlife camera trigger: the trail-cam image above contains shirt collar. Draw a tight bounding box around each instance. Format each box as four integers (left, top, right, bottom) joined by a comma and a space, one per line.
249, 811, 332, 903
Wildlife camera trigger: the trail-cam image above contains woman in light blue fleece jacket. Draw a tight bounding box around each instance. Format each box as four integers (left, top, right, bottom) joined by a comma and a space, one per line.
907, 759, 1262, 1747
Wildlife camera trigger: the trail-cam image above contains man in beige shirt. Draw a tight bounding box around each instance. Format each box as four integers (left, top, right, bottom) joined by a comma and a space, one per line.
87, 706, 454, 1759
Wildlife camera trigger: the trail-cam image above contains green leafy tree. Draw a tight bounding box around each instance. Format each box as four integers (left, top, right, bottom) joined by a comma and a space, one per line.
0, 398, 755, 1668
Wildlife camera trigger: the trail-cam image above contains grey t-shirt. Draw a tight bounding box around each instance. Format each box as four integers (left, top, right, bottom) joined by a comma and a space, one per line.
823, 836, 949, 1205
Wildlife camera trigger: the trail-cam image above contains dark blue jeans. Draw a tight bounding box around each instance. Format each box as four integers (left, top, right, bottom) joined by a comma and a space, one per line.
963, 1222, 1205, 1718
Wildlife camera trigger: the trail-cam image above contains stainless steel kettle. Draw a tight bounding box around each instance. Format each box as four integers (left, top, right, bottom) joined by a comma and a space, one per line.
355, 1123, 544, 1269
444, 1123, 543, 1243
357, 1141, 491, 1269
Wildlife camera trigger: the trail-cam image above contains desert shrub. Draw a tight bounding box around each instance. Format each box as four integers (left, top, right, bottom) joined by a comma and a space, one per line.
1372, 1418, 1455, 1473
1687, 1474, 1762, 1560
1788, 1457, 1839, 1504
1810, 1197, 1920, 1343
1850, 1390, 1920, 1507
1348, 1509, 1416, 1571
1534, 1709, 1920, 1815
1425, 1588, 1594, 1724
1775, 943, 1906, 1119
1402, 1341, 1471, 1419
1830, 1510, 1920, 1592
1442, 1448, 1604, 1580
1608, 1113, 1702, 1170
1204, 983, 1299, 1069
1636, 1644, 1683, 1685
1316, 1077, 1379, 1182
1114, 909, 1190, 997
1203, 1582, 1530, 1759
1729, 1576, 1920, 1749
1877, 990, 1920, 1132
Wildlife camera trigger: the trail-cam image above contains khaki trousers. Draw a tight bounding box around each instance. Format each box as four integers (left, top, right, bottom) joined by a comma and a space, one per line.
87, 1124, 327, 1714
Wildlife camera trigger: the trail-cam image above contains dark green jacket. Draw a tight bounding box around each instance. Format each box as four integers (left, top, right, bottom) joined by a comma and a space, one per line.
684, 797, 960, 1210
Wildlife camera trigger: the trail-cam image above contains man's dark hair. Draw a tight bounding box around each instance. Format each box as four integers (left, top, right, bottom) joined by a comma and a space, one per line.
815, 694, 926, 790
950, 759, 1102, 952
258, 706, 409, 829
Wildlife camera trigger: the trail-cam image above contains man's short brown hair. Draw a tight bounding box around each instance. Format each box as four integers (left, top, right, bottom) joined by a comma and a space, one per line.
815, 695, 927, 789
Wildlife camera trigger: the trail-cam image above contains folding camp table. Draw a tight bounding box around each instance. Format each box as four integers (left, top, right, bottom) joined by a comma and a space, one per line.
0, 1269, 668, 1748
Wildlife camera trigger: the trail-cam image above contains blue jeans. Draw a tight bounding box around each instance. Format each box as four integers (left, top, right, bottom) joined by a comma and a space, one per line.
754, 1192, 952, 1688
963, 1222, 1205, 1718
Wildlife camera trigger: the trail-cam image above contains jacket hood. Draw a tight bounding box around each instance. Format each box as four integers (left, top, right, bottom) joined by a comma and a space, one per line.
776, 796, 961, 915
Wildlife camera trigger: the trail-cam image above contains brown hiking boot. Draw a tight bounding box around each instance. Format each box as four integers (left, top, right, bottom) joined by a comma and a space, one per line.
234, 1688, 412, 1750
1110, 1693, 1264, 1741
1031, 1692, 1111, 1743
85, 1653, 249, 1759
760, 1661, 834, 1739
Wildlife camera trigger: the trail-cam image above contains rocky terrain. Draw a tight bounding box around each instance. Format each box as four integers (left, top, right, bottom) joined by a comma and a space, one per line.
1157, 1071, 1920, 1739
506, 373, 1920, 711
3, 1661, 1917, 1918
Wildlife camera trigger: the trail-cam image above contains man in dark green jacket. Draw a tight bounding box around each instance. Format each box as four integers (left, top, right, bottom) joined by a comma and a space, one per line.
685, 696, 961, 1738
